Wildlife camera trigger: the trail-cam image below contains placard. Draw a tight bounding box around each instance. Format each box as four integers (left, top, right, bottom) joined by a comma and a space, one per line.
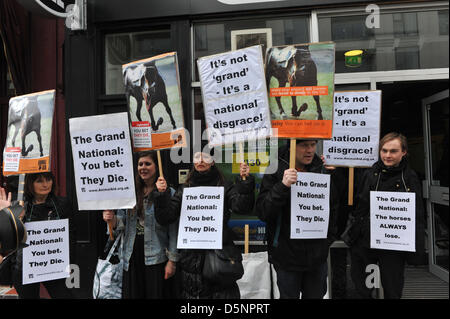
290, 172, 330, 239
177, 187, 224, 249
197, 45, 272, 146
370, 191, 416, 252
323, 91, 382, 167
2, 90, 55, 175
69, 112, 136, 210
22, 219, 70, 285
266, 42, 335, 139
122, 52, 187, 151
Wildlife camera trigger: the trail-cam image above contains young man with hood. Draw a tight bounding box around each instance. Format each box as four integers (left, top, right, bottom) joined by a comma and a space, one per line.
256, 139, 340, 299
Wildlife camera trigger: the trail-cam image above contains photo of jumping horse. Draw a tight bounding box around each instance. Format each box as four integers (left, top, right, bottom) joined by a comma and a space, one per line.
7, 96, 44, 157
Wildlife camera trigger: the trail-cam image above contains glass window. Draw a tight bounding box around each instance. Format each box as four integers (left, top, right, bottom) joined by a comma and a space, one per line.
193, 15, 310, 81
104, 28, 171, 95
318, 8, 449, 72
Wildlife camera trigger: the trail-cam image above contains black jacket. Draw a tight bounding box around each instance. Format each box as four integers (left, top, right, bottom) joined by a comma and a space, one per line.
350, 159, 426, 257
154, 166, 255, 298
256, 146, 340, 272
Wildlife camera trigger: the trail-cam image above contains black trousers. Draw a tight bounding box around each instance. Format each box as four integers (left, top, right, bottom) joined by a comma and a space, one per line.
12, 272, 73, 299
274, 262, 328, 299
350, 244, 406, 299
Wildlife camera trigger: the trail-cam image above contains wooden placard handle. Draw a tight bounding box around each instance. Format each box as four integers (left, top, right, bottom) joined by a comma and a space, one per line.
157, 150, 164, 179
239, 142, 246, 181
108, 222, 114, 241
244, 224, 249, 255
348, 167, 354, 206
289, 139, 296, 169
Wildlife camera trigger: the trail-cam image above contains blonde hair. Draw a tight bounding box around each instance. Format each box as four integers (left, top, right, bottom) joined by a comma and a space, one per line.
379, 132, 408, 153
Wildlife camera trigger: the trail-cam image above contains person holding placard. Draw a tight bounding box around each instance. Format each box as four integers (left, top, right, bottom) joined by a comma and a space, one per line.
256, 140, 340, 299
103, 150, 179, 299
154, 145, 254, 299
347, 132, 425, 299
9, 172, 75, 299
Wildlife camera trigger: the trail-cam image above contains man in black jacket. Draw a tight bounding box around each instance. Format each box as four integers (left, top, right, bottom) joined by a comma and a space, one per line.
256, 140, 340, 299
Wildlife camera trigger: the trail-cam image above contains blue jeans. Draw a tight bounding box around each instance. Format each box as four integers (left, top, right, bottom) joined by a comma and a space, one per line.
275, 262, 328, 299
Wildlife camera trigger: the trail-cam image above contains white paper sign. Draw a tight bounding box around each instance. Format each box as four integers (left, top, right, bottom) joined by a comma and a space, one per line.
370, 191, 416, 252
197, 45, 272, 146
69, 112, 136, 210
323, 91, 381, 167
290, 172, 330, 239
3, 147, 21, 172
177, 187, 224, 249
22, 219, 70, 285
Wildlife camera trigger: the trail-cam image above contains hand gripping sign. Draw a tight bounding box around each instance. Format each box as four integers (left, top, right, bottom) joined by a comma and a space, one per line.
290, 172, 330, 239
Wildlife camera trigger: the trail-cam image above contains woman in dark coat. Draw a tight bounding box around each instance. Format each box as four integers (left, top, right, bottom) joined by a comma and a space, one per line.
348, 132, 426, 299
11, 172, 75, 299
154, 149, 254, 299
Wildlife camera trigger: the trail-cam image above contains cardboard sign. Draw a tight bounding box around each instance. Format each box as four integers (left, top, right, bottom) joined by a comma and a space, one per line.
323, 91, 382, 167
177, 187, 224, 249
370, 191, 416, 252
22, 219, 70, 285
266, 42, 335, 139
290, 172, 330, 239
197, 45, 272, 146
69, 112, 136, 210
2, 90, 55, 176
122, 52, 187, 151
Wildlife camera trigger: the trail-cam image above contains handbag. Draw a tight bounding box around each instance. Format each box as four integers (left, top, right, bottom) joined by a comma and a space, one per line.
202, 244, 244, 284
93, 232, 123, 299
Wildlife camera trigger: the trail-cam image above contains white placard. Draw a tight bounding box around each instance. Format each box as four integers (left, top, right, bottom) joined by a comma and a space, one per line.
22, 219, 70, 285
3, 147, 21, 172
290, 172, 330, 239
69, 112, 136, 210
323, 91, 381, 167
370, 191, 416, 252
197, 45, 272, 146
177, 187, 224, 249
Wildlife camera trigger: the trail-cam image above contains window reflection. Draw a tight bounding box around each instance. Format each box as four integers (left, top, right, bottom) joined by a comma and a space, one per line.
319, 9, 449, 72
105, 29, 171, 95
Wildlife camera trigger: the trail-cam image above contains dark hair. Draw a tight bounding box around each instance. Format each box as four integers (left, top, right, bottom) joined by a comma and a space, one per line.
379, 132, 408, 153
185, 158, 225, 187
134, 151, 159, 218
24, 172, 56, 202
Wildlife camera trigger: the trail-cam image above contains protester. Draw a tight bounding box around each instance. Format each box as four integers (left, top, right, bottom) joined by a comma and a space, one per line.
347, 132, 426, 299
256, 139, 340, 299
154, 146, 254, 299
9, 172, 75, 299
0, 187, 13, 265
103, 150, 179, 299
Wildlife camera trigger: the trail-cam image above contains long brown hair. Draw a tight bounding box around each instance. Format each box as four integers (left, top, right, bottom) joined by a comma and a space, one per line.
134, 151, 159, 218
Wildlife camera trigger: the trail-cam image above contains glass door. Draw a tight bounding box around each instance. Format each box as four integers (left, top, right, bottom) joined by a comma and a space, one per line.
422, 89, 449, 282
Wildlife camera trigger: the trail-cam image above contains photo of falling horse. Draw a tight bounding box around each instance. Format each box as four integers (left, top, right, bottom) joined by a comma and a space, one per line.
123, 61, 177, 132
266, 45, 323, 120
8, 96, 44, 157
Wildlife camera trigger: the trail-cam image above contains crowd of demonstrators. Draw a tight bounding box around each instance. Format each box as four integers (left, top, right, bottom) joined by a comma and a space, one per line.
0, 133, 427, 299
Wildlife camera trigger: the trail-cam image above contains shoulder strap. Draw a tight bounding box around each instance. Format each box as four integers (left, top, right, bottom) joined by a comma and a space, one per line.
106, 232, 123, 260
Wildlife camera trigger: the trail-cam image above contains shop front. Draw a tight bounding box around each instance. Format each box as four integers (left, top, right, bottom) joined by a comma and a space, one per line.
61, 0, 449, 296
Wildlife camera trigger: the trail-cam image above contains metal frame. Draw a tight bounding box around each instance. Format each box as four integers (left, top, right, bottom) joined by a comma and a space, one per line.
422, 89, 449, 283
